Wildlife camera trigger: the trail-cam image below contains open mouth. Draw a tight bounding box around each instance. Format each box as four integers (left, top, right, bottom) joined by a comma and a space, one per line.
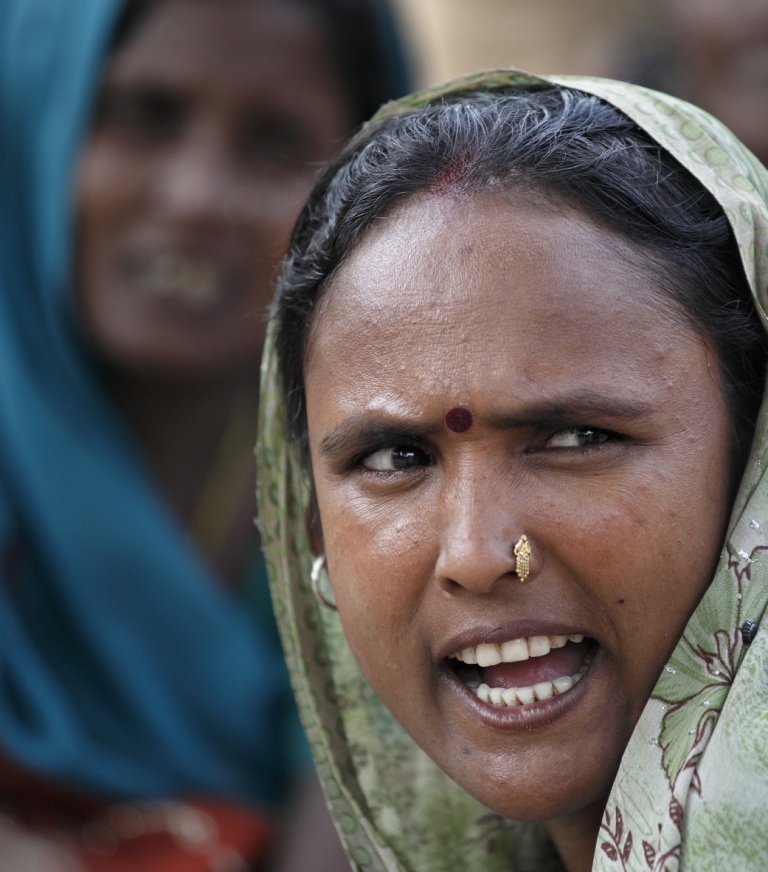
124, 251, 235, 309
447, 634, 597, 708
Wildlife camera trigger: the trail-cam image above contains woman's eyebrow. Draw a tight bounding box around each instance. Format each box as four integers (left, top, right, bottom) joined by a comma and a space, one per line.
319, 417, 431, 458
318, 392, 652, 457
487, 391, 653, 429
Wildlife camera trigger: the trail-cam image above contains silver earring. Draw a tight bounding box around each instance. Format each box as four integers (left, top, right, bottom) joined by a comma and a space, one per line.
310, 555, 337, 611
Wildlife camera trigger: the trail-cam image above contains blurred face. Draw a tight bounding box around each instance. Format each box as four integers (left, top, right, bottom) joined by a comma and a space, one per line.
674, 0, 768, 164
76, 0, 353, 378
305, 193, 733, 828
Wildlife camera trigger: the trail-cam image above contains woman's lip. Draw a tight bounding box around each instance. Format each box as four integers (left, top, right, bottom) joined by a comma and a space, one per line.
125, 227, 248, 259
121, 234, 250, 276
440, 643, 601, 731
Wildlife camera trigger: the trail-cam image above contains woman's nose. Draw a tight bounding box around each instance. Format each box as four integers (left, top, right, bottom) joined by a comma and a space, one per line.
154, 125, 232, 224
434, 474, 524, 594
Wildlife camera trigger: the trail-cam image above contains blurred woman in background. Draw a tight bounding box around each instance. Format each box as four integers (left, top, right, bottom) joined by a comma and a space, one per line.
0, 0, 409, 868
613, 0, 768, 167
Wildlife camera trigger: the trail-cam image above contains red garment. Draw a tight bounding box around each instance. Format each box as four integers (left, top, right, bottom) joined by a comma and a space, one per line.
73, 799, 274, 872
0, 755, 275, 871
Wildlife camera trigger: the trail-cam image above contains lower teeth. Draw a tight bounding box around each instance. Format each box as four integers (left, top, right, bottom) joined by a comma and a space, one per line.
474, 651, 594, 707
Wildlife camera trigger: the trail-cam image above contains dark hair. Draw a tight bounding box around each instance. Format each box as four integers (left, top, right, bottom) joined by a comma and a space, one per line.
111, 0, 161, 48
274, 85, 768, 471
111, 0, 411, 127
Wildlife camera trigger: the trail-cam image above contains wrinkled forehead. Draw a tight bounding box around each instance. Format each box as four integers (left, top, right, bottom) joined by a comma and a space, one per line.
308, 186, 673, 360
305, 191, 688, 389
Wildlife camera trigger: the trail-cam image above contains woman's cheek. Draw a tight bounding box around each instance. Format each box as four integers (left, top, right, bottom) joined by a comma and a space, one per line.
77, 136, 148, 225
325, 489, 433, 626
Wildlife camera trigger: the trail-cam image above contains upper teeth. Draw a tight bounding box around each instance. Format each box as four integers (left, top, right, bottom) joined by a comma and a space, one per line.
451, 634, 584, 666
135, 253, 224, 306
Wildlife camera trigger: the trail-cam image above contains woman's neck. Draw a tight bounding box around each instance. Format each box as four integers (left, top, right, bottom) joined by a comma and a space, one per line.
108, 370, 260, 584
546, 799, 605, 872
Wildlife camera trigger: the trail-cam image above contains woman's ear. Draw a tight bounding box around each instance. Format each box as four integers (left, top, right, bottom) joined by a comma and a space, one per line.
307, 487, 324, 556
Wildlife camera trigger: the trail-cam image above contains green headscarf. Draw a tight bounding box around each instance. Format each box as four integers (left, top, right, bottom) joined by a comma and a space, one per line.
257, 70, 768, 871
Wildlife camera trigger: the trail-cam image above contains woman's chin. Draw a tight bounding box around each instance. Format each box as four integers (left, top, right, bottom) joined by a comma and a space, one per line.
393, 642, 631, 825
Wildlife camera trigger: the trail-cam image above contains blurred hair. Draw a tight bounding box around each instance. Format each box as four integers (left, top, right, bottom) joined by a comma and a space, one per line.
274, 86, 767, 471
111, 0, 161, 48
111, 0, 410, 127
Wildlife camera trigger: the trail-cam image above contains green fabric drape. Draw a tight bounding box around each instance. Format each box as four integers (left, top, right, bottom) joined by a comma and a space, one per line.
257, 70, 768, 871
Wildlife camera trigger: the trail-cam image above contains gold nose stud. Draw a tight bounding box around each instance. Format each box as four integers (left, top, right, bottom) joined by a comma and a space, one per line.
514, 535, 531, 583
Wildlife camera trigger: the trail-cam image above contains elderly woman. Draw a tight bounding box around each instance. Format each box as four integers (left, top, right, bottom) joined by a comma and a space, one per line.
259, 70, 768, 870
0, 0, 408, 868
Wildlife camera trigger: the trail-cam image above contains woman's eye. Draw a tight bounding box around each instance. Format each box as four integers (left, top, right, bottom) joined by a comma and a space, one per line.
361, 445, 433, 472
241, 115, 311, 166
96, 89, 184, 142
546, 428, 610, 449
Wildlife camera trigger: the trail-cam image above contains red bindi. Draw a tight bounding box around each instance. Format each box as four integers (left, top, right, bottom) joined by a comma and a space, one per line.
445, 406, 473, 433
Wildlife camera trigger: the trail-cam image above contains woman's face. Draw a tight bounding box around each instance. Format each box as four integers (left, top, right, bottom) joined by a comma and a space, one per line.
305, 193, 734, 824
76, 0, 353, 378
674, 0, 768, 165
